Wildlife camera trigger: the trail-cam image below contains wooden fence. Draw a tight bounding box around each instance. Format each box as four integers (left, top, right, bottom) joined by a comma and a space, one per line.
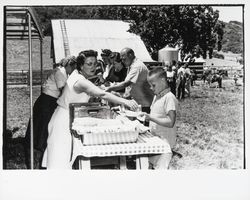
7, 70, 52, 85
203, 65, 243, 78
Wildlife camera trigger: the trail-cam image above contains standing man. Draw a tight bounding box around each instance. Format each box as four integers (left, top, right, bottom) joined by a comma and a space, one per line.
106, 47, 154, 114
184, 63, 191, 97
176, 63, 185, 99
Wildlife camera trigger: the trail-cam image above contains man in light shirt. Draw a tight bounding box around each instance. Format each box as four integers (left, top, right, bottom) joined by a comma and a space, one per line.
106, 47, 154, 114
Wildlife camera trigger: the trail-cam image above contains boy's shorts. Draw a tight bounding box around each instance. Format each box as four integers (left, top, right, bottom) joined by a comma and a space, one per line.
149, 141, 172, 169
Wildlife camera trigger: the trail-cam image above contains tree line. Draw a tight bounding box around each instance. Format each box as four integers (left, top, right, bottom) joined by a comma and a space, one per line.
34, 5, 225, 61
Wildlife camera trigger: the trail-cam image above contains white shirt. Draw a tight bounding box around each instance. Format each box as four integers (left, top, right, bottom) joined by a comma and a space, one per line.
42, 67, 67, 98
177, 67, 185, 75
185, 68, 191, 75
103, 64, 113, 79
125, 58, 154, 107
57, 69, 90, 109
167, 71, 174, 78
149, 90, 178, 148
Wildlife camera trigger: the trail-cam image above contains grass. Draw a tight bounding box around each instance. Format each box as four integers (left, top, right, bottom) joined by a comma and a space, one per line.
4, 79, 244, 169
170, 80, 244, 169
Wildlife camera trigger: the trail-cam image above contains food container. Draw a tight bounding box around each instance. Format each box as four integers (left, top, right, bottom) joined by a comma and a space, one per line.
69, 103, 139, 145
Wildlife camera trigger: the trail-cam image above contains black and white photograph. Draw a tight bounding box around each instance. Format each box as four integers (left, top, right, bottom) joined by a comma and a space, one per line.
0, 1, 249, 200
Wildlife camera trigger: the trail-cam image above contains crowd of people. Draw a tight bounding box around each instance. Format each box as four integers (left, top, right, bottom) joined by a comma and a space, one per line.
25, 47, 179, 170
164, 61, 195, 100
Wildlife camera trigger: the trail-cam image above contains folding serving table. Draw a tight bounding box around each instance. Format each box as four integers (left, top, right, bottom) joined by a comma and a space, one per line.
70, 132, 170, 170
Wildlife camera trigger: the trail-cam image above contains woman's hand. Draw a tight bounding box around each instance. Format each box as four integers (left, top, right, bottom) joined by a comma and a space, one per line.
124, 99, 138, 111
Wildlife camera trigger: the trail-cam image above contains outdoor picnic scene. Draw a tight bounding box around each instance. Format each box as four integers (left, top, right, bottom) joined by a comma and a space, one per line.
3, 5, 244, 170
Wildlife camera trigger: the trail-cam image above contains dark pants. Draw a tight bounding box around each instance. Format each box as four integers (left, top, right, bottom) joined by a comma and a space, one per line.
169, 80, 176, 96
177, 77, 186, 99
24, 93, 58, 169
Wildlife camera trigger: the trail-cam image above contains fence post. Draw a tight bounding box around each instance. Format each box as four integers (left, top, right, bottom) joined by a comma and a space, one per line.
27, 70, 30, 86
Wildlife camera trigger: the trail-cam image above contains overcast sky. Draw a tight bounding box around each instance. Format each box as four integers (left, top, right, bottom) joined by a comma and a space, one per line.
213, 6, 243, 23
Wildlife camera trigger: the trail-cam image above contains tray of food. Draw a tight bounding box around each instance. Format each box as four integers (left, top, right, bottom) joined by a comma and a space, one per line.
69, 103, 141, 146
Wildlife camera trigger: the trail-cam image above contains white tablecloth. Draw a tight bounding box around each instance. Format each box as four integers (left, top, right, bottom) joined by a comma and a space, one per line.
71, 132, 171, 164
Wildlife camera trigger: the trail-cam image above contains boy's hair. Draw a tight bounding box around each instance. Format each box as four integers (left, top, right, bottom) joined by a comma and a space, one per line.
148, 67, 168, 82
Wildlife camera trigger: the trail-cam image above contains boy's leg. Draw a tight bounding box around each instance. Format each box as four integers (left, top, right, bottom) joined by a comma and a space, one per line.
149, 152, 173, 169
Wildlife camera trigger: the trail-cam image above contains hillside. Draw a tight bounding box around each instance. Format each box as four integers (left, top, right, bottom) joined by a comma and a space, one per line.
221, 21, 243, 54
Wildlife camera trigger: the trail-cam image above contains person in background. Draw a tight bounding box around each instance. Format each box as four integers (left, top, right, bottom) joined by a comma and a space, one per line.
105, 52, 127, 86
176, 62, 185, 99
139, 67, 178, 169
42, 50, 138, 169
106, 47, 154, 114
202, 65, 210, 83
190, 69, 197, 86
233, 72, 239, 85
24, 56, 77, 169
101, 49, 113, 80
171, 60, 177, 72
166, 64, 176, 96
184, 63, 191, 97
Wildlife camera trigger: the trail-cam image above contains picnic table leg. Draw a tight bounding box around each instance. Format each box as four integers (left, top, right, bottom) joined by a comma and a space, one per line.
78, 156, 91, 170
136, 155, 149, 170
119, 156, 127, 170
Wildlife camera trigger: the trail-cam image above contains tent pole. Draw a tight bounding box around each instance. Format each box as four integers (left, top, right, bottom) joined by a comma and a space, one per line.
40, 39, 43, 93
28, 13, 34, 169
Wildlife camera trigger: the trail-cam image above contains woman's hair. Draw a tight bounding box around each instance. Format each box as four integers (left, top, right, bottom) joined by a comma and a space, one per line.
101, 49, 112, 57
110, 52, 122, 63
58, 58, 67, 67
110, 52, 126, 70
148, 66, 168, 83
54, 56, 76, 68
63, 56, 77, 67
76, 50, 98, 71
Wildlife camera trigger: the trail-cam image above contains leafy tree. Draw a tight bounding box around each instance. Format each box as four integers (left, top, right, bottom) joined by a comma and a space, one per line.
92, 5, 224, 60
34, 5, 225, 60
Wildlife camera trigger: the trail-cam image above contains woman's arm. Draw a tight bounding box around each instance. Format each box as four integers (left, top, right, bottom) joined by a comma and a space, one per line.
140, 110, 176, 128
74, 78, 138, 111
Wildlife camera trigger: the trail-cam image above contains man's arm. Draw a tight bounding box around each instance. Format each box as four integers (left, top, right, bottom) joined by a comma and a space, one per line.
106, 80, 132, 92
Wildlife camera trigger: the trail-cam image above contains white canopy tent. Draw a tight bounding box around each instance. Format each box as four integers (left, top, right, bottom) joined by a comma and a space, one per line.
51, 19, 154, 63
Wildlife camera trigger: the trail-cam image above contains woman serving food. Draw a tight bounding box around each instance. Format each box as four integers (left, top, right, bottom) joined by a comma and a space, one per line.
42, 50, 138, 169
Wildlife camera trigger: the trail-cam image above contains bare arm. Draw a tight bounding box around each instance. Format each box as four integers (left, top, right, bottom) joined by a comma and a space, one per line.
140, 110, 176, 128
58, 87, 64, 96
105, 80, 132, 92
73, 78, 138, 111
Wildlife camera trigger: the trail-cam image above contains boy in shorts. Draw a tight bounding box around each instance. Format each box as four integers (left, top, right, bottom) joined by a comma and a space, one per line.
139, 67, 179, 169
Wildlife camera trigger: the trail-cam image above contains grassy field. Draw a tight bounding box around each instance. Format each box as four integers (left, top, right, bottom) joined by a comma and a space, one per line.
171, 80, 244, 169
4, 79, 244, 169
